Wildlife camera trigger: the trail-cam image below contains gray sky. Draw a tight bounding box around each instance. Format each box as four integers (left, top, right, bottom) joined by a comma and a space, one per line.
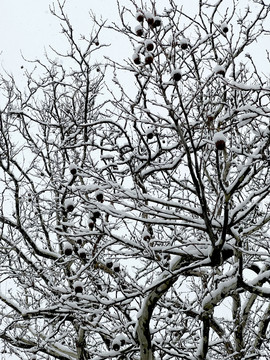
0, 0, 123, 76
0, 0, 268, 77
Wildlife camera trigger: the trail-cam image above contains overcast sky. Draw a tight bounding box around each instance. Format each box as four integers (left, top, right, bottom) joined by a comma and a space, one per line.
0, 1, 268, 87
0, 0, 125, 77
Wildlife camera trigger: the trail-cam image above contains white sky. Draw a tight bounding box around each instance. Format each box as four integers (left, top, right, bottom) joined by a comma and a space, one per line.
0, 0, 125, 77
0, 0, 268, 79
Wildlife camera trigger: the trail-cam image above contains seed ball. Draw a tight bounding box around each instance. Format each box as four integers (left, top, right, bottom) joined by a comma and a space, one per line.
145, 11, 154, 25
214, 65, 225, 77
105, 259, 113, 268
145, 39, 154, 51
74, 281, 83, 294
215, 140, 225, 150
77, 238, 83, 246
152, 16, 162, 28
135, 25, 143, 37
69, 163, 77, 175
132, 53, 141, 65
221, 22, 229, 33
88, 219, 95, 230
96, 191, 104, 203
63, 242, 73, 256
136, 11, 144, 23
113, 262, 120, 272
180, 38, 189, 50
93, 210, 101, 219
145, 52, 154, 64
65, 200, 75, 213
78, 248, 87, 259
171, 69, 182, 82
112, 340, 120, 352
143, 230, 151, 241
213, 132, 226, 150
145, 126, 155, 139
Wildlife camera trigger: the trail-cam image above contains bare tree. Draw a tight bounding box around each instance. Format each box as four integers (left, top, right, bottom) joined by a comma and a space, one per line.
1, 0, 270, 359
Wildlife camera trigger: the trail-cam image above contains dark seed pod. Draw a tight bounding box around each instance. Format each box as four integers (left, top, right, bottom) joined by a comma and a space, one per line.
93, 210, 101, 219
215, 140, 225, 150
69, 163, 77, 175
112, 341, 120, 352
78, 248, 86, 259
132, 53, 141, 65
105, 259, 113, 268
135, 25, 143, 37
77, 238, 83, 246
113, 262, 120, 272
213, 132, 226, 150
221, 22, 229, 33
180, 38, 189, 50
96, 191, 104, 203
136, 11, 144, 23
145, 11, 154, 25
214, 65, 225, 77
143, 230, 151, 241
65, 200, 75, 213
152, 16, 162, 28
145, 39, 155, 51
145, 52, 154, 64
63, 242, 73, 256
74, 281, 83, 294
171, 69, 182, 82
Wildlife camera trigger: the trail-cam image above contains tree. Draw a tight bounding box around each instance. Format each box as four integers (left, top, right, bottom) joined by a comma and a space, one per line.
0, 0, 270, 359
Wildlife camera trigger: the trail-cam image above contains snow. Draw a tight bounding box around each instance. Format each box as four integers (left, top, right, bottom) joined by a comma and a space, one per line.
144, 11, 154, 22
135, 24, 143, 32
213, 132, 226, 143
202, 276, 238, 312
214, 65, 225, 75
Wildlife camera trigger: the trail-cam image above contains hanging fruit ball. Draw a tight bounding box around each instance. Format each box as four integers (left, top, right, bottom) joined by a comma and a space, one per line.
135, 25, 144, 37
213, 132, 226, 150
77, 238, 83, 246
214, 65, 226, 77
171, 69, 182, 82
78, 248, 86, 259
221, 22, 229, 33
145, 52, 154, 64
69, 163, 77, 175
145, 11, 154, 25
132, 53, 141, 65
113, 262, 120, 273
152, 16, 162, 28
145, 39, 155, 51
180, 38, 189, 50
105, 259, 113, 269
96, 191, 104, 203
93, 210, 101, 219
145, 126, 155, 139
74, 281, 83, 294
112, 338, 121, 352
63, 242, 73, 256
65, 199, 75, 213
142, 230, 151, 241
136, 11, 144, 23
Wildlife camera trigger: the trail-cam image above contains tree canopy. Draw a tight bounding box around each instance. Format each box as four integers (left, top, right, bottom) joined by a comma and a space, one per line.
0, 1, 270, 359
